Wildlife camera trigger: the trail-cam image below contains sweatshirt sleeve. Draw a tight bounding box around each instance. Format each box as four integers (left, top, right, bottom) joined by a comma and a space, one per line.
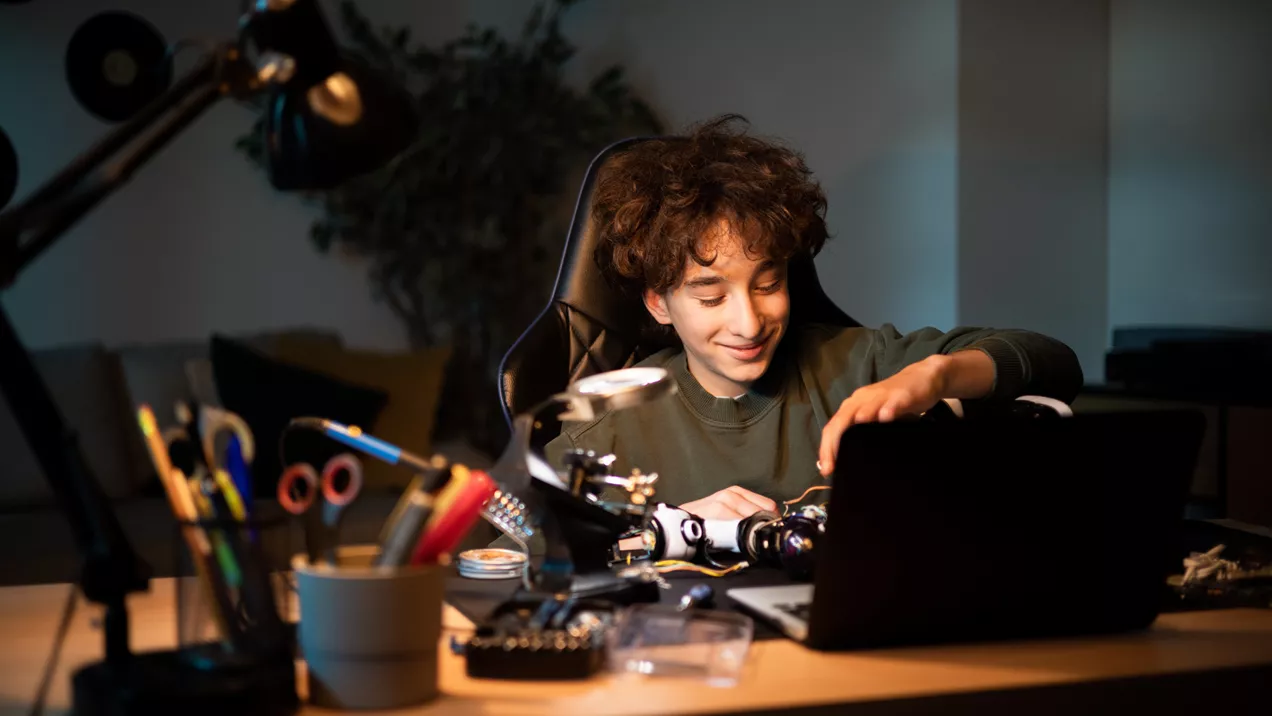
808, 323, 1083, 407
866, 323, 1084, 403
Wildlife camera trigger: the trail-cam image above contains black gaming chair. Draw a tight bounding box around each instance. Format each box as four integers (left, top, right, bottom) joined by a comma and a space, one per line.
498, 137, 859, 451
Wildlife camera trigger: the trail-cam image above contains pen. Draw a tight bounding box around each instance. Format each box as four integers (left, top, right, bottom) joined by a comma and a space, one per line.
410, 466, 497, 565
203, 477, 287, 651
185, 470, 242, 590
377, 472, 427, 547
172, 468, 241, 648
140, 406, 213, 560
224, 434, 254, 513
212, 468, 247, 522
139, 405, 238, 648
375, 470, 440, 567
375, 488, 437, 567
290, 417, 446, 488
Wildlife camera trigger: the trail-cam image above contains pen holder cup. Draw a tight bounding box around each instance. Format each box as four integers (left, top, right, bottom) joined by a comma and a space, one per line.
293, 544, 445, 710
174, 515, 297, 651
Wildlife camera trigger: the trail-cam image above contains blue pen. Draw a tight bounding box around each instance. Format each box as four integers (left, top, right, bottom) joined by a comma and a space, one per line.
289, 417, 447, 489
224, 434, 255, 535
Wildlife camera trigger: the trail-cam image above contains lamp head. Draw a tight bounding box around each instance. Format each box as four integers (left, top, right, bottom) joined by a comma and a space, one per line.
242, 0, 417, 190
557, 367, 677, 423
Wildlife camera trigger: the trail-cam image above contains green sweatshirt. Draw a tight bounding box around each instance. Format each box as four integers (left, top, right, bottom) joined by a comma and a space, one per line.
544, 323, 1083, 507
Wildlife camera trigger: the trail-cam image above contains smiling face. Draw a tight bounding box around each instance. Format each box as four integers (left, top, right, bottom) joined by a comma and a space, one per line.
643, 219, 791, 397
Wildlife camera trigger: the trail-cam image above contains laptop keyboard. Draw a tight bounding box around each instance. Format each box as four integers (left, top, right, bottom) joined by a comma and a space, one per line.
774, 602, 812, 622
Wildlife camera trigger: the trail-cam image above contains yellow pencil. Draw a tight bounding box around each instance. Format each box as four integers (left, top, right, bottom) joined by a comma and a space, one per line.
212, 468, 247, 521
137, 405, 236, 647
137, 405, 173, 488
175, 467, 240, 647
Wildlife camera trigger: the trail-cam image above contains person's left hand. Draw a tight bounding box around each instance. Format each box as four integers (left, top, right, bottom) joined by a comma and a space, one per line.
818, 355, 950, 476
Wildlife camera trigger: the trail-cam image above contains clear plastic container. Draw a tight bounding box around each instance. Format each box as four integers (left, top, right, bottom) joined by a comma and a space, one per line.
606, 604, 754, 687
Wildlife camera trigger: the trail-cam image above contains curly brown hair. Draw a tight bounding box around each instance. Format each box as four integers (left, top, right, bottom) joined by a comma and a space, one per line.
592, 114, 829, 295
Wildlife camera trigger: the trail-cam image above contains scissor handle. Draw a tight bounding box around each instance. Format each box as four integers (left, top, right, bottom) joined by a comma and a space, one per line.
200, 406, 256, 465
320, 453, 362, 507
277, 463, 319, 515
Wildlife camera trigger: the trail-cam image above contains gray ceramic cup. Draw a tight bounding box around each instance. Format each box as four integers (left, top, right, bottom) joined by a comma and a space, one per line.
294, 545, 444, 710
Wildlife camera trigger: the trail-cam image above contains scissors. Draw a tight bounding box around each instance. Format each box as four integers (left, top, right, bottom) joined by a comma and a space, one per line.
277, 453, 363, 566
163, 401, 255, 476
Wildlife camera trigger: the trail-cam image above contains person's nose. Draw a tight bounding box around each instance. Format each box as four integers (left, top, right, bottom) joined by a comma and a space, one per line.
728, 293, 764, 340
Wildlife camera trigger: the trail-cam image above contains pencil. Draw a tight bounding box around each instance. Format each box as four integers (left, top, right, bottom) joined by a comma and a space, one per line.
137, 405, 237, 648
188, 472, 243, 589
137, 405, 173, 487
176, 468, 242, 647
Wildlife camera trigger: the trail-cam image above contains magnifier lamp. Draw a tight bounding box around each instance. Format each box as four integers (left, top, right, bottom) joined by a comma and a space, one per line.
487, 366, 677, 596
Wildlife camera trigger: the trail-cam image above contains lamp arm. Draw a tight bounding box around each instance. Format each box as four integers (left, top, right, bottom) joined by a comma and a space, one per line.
0, 43, 256, 284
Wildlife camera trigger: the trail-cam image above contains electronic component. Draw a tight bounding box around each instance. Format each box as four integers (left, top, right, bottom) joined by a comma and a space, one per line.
741, 509, 825, 581
615, 502, 828, 581
457, 548, 528, 580
454, 595, 616, 680
482, 488, 534, 546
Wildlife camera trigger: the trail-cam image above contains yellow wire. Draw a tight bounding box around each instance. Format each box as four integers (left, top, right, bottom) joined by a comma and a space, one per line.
654, 560, 749, 578
783, 485, 832, 516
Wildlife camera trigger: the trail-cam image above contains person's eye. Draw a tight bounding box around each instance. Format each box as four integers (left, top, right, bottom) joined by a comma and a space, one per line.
697, 296, 725, 308
756, 280, 783, 293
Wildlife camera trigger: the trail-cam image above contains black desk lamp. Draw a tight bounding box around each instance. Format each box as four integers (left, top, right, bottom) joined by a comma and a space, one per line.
0, 1, 415, 713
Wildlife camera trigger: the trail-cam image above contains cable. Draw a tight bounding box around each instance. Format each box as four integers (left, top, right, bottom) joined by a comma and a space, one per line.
29, 585, 78, 716
782, 485, 831, 517
654, 560, 748, 578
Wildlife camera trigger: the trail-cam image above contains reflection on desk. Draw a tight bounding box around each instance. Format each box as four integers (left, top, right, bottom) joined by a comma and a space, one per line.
3, 578, 1271, 715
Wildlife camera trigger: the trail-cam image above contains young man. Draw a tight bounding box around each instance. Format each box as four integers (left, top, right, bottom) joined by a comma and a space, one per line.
545, 116, 1083, 521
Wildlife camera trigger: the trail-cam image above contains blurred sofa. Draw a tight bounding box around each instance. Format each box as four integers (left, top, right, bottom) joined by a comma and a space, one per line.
0, 328, 494, 586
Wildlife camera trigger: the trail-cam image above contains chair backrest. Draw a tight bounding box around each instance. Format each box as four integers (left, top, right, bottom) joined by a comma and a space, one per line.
498, 137, 859, 450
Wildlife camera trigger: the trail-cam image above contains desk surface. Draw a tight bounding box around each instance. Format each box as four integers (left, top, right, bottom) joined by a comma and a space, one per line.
3, 578, 1272, 716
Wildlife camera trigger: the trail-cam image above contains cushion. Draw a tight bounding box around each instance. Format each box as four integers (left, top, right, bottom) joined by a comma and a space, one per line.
0, 344, 141, 507
211, 335, 389, 498
270, 343, 452, 490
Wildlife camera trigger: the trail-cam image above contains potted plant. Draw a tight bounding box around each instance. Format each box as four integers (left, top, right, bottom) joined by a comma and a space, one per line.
237, 0, 662, 452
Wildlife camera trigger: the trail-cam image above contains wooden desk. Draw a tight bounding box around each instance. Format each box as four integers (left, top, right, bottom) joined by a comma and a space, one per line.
3, 579, 1271, 716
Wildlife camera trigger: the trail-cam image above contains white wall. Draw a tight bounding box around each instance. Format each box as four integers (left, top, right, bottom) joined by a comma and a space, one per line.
958, 0, 1110, 381
560, 0, 959, 332
0, 0, 959, 353
1109, 0, 1272, 334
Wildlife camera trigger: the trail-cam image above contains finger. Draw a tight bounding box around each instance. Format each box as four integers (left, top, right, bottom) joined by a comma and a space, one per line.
820, 400, 857, 467
713, 490, 765, 518
680, 499, 744, 521
725, 486, 778, 513
819, 413, 853, 477
852, 396, 888, 425
696, 502, 747, 520
878, 397, 901, 423
681, 498, 713, 516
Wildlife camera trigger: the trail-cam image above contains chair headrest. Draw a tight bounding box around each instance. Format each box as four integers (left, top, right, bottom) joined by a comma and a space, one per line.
550, 137, 658, 335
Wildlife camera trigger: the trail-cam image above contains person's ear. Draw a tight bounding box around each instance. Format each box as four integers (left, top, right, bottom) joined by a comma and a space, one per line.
643, 289, 673, 326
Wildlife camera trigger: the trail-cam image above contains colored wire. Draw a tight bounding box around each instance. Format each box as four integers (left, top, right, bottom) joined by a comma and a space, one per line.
654, 560, 749, 578
783, 485, 832, 516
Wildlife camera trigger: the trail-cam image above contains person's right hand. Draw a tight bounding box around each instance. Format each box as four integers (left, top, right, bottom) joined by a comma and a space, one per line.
680, 486, 778, 521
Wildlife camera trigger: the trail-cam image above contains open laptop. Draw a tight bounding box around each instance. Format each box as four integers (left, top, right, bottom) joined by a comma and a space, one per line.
728, 410, 1206, 650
